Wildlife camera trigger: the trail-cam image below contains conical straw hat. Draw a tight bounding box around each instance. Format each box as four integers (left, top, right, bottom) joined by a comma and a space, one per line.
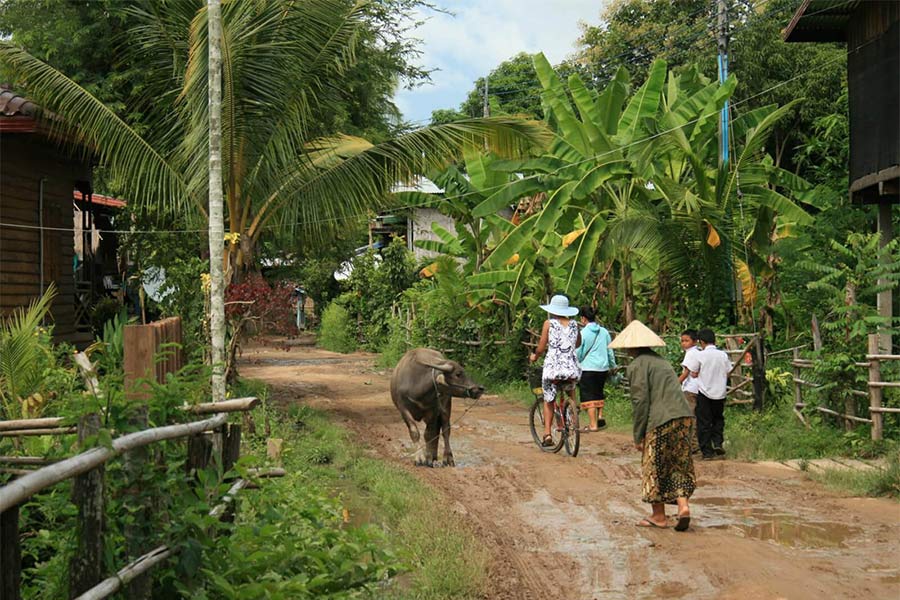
608, 320, 666, 349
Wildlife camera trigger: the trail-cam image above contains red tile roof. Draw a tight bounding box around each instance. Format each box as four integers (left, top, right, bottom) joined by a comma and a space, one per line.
72, 191, 127, 209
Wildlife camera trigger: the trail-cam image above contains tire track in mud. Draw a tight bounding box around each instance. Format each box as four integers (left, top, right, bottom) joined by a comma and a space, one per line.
240, 344, 900, 600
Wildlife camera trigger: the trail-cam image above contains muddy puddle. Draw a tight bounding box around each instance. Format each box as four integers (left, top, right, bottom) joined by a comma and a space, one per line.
695, 497, 860, 548
247, 356, 365, 367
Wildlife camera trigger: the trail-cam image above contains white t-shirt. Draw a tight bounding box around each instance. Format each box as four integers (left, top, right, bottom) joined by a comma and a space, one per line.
680, 346, 701, 394
683, 344, 731, 400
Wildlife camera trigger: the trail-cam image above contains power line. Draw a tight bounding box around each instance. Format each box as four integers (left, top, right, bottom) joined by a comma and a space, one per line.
404, 0, 789, 127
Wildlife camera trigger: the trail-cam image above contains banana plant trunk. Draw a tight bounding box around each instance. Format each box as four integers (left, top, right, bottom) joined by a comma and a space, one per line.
207, 0, 226, 403
622, 262, 635, 324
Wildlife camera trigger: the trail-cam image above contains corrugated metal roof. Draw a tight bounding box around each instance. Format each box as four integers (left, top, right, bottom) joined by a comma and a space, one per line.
783, 0, 859, 42
0, 85, 37, 116
391, 176, 444, 194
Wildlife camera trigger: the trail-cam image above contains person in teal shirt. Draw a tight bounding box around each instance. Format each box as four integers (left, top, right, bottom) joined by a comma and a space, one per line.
576, 306, 616, 431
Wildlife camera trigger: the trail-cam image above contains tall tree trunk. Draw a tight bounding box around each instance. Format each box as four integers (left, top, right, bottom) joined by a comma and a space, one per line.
622, 261, 634, 324
843, 281, 857, 430
208, 0, 226, 403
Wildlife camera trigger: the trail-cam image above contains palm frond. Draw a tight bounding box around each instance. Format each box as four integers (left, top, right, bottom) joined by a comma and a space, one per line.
254, 117, 550, 240
0, 42, 189, 213
0, 285, 57, 416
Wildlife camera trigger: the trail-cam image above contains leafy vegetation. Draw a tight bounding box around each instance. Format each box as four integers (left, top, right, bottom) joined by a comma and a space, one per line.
268, 402, 491, 599
0, 286, 73, 420
318, 303, 357, 354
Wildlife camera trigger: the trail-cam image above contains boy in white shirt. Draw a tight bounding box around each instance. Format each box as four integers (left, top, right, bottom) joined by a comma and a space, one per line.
678, 329, 702, 454
682, 328, 731, 460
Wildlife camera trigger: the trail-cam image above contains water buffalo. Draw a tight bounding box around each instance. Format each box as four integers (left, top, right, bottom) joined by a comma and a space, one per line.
390, 348, 485, 467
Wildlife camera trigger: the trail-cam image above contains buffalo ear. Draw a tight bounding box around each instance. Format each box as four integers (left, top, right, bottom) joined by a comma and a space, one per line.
415, 350, 455, 373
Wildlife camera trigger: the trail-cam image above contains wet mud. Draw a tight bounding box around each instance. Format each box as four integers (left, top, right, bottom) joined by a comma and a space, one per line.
240, 342, 900, 600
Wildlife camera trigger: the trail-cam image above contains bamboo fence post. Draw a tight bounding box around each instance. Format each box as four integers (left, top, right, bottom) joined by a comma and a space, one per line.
69, 414, 105, 598
0, 501, 21, 600
868, 334, 884, 441
186, 434, 212, 477
792, 348, 806, 426
222, 424, 241, 473
123, 404, 152, 600
752, 334, 766, 411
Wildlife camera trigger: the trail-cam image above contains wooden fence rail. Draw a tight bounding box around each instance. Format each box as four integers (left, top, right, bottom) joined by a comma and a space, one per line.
791, 334, 898, 440
0, 399, 264, 600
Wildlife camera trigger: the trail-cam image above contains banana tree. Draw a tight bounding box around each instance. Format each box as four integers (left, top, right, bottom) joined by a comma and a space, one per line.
468, 53, 671, 318
631, 65, 819, 327
394, 148, 522, 274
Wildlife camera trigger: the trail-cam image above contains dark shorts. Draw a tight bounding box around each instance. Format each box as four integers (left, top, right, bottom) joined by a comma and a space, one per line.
579, 370, 608, 401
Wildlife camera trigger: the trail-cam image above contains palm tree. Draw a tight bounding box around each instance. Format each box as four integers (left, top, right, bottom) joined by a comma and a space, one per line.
0, 0, 548, 284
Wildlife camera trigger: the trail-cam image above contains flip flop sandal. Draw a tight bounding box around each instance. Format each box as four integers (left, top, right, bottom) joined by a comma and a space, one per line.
541, 435, 555, 447
636, 518, 668, 529
674, 515, 691, 531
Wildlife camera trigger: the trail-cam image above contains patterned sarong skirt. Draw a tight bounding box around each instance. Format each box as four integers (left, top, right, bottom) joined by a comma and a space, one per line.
641, 416, 696, 504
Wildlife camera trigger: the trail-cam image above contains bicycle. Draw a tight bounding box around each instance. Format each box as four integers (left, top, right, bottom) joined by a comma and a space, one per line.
527, 368, 580, 457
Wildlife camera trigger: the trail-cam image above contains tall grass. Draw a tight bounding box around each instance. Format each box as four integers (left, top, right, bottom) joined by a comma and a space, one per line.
260, 398, 490, 599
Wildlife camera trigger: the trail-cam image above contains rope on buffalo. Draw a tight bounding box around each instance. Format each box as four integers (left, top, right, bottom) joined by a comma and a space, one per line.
394, 374, 490, 462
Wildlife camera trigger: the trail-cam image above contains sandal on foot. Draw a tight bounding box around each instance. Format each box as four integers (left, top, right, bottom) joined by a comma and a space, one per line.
636, 518, 667, 529
674, 514, 691, 532
597, 419, 607, 429
541, 434, 555, 447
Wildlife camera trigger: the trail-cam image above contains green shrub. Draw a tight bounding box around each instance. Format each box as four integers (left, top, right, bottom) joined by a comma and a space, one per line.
318, 303, 356, 353
376, 317, 411, 368
182, 472, 399, 599
90, 296, 123, 336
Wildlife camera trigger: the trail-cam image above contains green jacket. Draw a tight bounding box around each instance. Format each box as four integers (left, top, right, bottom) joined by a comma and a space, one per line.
627, 350, 693, 444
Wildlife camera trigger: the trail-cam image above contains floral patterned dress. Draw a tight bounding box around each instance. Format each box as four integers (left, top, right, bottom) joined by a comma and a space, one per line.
541, 318, 582, 403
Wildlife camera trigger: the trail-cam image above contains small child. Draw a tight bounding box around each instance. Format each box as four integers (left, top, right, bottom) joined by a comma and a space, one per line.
678, 329, 702, 453
682, 328, 731, 460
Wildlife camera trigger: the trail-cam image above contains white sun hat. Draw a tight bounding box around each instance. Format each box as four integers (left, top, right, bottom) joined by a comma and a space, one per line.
539, 294, 579, 317
608, 320, 666, 349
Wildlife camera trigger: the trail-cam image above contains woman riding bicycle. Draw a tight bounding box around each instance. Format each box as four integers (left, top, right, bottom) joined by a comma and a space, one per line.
529, 295, 581, 446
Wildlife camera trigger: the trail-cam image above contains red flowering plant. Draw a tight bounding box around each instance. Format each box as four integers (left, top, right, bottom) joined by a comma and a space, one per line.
225, 274, 299, 337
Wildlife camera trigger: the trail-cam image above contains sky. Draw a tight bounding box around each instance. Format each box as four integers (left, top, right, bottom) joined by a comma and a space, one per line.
393, 0, 609, 126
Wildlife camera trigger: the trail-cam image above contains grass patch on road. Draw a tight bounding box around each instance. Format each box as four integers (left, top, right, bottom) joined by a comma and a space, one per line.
243, 379, 490, 599
808, 454, 900, 498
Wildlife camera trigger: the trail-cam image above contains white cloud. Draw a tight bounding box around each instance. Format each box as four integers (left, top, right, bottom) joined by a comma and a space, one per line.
395, 0, 609, 124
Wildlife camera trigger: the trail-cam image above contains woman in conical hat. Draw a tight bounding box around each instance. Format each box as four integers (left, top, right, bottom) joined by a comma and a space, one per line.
610, 320, 696, 531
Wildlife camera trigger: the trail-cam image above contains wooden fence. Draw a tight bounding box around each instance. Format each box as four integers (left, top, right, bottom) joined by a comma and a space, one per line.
0, 317, 278, 599
791, 334, 900, 440
0, 399, 261, 600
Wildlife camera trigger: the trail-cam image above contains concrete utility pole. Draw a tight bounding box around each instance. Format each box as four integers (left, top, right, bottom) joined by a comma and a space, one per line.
717, 0, 738, 323
483, 76, 490, 118
717, 0, 730, 166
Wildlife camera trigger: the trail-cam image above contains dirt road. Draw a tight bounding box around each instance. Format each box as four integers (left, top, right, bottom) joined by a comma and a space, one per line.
239, 341, 900, 600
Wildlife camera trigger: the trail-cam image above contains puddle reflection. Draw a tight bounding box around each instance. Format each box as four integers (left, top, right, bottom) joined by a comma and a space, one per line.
704, 506, 859, 548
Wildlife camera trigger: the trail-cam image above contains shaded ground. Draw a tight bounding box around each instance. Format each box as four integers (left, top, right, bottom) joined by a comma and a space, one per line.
239, 340, 900, 600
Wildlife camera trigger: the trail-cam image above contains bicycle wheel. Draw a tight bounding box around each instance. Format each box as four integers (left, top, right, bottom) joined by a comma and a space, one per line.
529, 398, 563, 453
562, 397, 580, 457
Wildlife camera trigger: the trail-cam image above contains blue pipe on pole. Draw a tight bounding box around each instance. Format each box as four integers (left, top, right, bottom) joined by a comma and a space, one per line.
718, 53, 730, 165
